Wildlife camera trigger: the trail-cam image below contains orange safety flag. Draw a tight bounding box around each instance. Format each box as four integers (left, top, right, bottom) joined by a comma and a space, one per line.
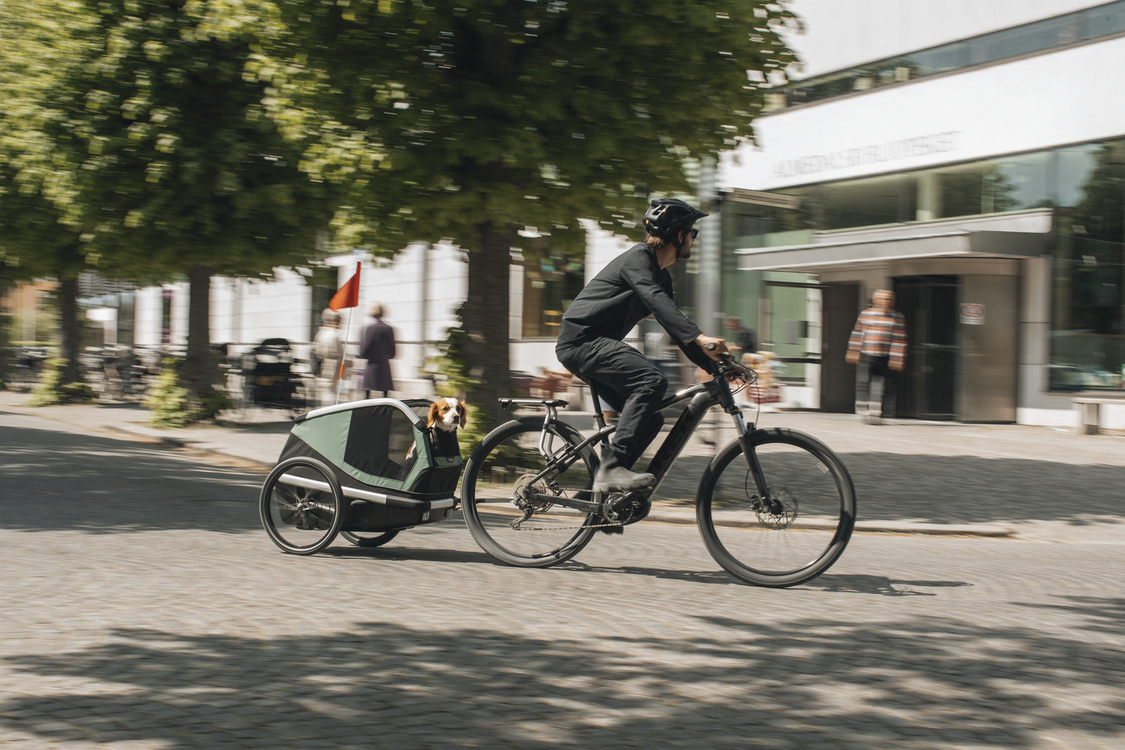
328, 262, 361, 310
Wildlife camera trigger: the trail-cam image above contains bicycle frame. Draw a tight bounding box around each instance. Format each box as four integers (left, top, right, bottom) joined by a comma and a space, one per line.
518, 366, 772, 513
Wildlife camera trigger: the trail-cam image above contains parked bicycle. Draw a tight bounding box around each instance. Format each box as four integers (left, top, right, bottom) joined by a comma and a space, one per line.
10, 346, 47, 391
461, 351, 857, 588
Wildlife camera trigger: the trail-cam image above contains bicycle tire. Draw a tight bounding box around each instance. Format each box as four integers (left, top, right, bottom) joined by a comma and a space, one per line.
696, 428, 856, 588
461, 416, 600, 567
260, 456, 345, 555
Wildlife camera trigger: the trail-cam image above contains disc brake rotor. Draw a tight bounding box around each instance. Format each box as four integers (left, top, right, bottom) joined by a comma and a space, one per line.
756, 486, 798, 529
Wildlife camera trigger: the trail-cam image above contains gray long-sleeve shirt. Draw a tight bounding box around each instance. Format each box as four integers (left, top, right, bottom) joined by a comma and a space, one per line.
556, 243, 713, 371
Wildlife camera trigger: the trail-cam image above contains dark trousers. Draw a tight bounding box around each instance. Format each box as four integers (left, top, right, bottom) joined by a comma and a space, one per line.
855, 353, 897, 417
557, 339, 667, 470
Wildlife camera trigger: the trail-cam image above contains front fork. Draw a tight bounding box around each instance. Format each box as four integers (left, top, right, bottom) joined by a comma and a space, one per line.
720, 385, 773, 511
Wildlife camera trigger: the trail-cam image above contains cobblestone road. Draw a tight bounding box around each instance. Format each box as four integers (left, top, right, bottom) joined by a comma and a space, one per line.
2, 408, 1124, 748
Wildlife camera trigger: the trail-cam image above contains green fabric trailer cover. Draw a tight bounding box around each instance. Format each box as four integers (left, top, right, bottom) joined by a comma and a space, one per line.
288, 400, 457, 494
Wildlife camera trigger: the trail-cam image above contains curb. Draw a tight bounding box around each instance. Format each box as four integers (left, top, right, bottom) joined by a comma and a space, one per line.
642, 509, 1013, 537
3, 403, 1019, 540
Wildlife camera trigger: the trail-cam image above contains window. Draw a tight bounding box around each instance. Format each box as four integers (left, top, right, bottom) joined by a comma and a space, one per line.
779, 1, 1125, 110
821, 174, 915, 230
521, 246, 584, 338
1049, 140, 1125, 391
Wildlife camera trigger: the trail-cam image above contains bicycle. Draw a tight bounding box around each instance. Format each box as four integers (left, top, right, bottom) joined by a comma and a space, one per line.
460, 352, 856, 588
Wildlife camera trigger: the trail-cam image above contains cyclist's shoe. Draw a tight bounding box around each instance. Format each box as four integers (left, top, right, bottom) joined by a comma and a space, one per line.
592, 466, 655, 494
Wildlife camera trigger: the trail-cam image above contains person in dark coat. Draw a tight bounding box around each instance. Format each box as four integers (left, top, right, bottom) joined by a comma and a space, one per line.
359, 302, 396, 398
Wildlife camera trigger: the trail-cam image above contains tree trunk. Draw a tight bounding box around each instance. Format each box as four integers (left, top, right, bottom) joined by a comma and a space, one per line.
57, 276, 82, 386
180, 264, 216, 404
463, 224, 515, 431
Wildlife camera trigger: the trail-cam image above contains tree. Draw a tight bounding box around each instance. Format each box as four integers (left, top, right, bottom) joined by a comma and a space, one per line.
2, 0, 341, 405
0, 1, 102, 387
73, 0, 342, 402
202, 0, 798, 426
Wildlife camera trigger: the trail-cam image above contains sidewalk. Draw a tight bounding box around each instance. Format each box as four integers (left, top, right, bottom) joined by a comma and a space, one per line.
4, 391, 1124, 544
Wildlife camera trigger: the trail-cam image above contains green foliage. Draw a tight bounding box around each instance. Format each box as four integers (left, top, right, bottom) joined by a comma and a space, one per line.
144, 362, 192, 427
28, 358, 98, 405
425, 304, 477, 400
2, 0, 344, 404
195, 388, 235, 422
424, 304, 490, 454
144, 358, 234, 426
207, 0, 799, 253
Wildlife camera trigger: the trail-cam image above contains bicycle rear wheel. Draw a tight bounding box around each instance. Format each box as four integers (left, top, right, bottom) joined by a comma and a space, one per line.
461, 417, 599, 567
697, 428, 856, 588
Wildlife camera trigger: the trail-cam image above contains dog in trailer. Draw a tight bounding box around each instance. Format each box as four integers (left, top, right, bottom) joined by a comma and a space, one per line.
425, 397, 467, 458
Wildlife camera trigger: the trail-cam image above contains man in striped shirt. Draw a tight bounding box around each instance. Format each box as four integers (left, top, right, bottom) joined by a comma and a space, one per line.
846, 289, 907, 424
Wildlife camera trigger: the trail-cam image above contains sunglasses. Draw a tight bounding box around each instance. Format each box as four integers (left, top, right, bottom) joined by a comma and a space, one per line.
690, 228, 699, 239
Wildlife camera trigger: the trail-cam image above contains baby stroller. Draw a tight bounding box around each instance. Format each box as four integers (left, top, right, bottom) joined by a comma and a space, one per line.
259, 398, 464, 554
242, 338, 308, 414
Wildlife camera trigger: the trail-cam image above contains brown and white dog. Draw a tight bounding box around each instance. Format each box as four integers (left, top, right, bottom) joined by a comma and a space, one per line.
424, 397, 467, 458
428, 397, 468, 432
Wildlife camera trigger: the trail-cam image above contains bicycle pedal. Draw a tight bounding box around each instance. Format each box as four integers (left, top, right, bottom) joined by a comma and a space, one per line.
599, 524, 624, 535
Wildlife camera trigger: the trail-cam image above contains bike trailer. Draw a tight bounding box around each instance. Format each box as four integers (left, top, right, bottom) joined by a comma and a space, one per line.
274, 398, 463, 532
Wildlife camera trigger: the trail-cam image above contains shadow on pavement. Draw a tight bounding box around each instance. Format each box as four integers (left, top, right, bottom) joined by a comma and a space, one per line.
658, 453, 1125, 527
1, 424, 262, 535
3, 599, 1123, 748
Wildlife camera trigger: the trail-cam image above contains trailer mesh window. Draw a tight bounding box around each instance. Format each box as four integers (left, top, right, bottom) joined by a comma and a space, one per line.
343, 405, 418, 482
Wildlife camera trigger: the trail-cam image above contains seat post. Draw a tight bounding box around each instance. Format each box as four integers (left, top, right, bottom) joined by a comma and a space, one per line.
585, 379, 606, 430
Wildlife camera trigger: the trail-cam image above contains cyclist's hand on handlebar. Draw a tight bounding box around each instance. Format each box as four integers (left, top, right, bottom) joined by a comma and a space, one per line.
696, 335, 730, 361
698, 336, 750, 383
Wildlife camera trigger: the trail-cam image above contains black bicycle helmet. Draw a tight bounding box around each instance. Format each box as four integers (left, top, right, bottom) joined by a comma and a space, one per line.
642, 198, 708, 244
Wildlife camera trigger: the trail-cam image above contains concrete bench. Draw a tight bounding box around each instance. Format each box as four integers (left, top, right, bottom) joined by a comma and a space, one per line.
1073, 396, 1125, 435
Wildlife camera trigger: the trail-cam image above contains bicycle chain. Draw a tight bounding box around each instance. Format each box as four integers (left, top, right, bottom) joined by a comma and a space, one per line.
511, 516, 626, 532
509, 494, 633, 532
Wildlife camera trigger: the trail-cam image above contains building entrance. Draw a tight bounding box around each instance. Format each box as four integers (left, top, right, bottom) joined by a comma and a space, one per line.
820, 283, 859, 413
894, 276, 959, 420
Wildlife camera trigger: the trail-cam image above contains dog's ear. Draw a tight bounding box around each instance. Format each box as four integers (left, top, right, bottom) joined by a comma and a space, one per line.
458, 400, 468, 428
427, 401, 441, 429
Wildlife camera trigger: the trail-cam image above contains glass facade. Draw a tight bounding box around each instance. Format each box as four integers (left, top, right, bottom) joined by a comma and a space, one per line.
725, 138, 1125, 392
776, 1, 1125, 111
1050, 141, 1125, 390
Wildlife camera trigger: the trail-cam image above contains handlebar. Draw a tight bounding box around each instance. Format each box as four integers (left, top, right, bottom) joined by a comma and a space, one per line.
704, 342, 752, 382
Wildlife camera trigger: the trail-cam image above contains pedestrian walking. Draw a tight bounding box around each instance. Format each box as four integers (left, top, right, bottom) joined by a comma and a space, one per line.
724, 316, 757, 408
359, 302, 396, 399
312, 308, 344, 406
846, 289, 907, 424
724, 316, 756, 357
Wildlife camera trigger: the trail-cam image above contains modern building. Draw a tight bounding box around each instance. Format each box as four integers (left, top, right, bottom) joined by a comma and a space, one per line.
716, 0, 1125, 426
40, 0, 1123, 426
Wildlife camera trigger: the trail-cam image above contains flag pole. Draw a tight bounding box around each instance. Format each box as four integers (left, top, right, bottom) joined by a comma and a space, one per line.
335, 306, 354, 406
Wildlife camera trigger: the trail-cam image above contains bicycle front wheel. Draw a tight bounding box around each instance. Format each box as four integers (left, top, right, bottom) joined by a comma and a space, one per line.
697, 428, 856, 588
461, 417, 599, 567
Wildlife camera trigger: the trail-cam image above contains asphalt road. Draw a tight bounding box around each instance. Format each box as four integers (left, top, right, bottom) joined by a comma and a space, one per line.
2, 409, 1124, 749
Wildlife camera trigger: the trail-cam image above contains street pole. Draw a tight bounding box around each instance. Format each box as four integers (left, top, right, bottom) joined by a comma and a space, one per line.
695, 157, 721, 337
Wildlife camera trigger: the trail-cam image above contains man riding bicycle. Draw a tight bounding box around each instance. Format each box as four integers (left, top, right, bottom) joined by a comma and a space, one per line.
556, 198, 730, 494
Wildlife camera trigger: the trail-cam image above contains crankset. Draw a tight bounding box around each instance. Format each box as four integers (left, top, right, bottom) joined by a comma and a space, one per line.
602, 491, 653, 526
